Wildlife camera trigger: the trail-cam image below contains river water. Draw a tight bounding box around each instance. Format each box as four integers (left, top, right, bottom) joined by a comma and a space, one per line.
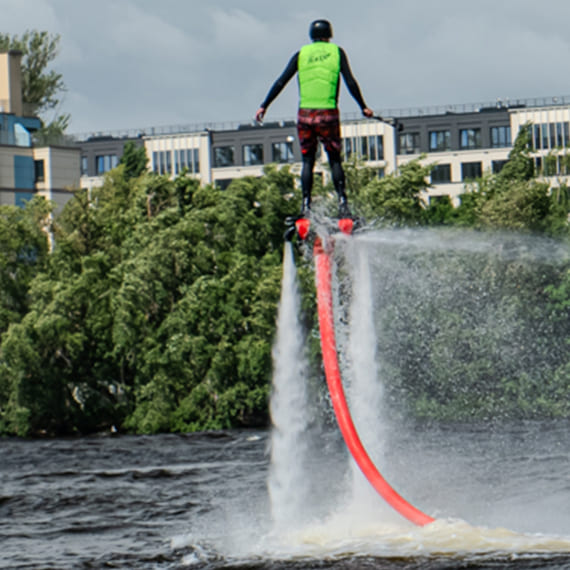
2, 230, 569, 569
1, 423, 569, 569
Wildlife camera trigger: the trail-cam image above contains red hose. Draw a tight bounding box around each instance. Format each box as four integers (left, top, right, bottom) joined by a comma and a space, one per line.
314, 237, 435, 527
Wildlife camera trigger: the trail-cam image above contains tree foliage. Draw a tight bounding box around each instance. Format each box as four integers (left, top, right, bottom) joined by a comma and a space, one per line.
0, 126, 568, 435
0, 30, 69, 136
0, 197, 51, 334
0, 165, 298, 435
119, 141, 148, 180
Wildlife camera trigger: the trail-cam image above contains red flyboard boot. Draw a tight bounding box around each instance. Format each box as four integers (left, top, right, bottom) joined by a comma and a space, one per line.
295, 218, 311, 240
337, 200, 354, 235
338, 218, 354, 235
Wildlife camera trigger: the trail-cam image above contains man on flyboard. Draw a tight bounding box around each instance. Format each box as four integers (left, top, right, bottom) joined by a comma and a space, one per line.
255, 19, 373, 222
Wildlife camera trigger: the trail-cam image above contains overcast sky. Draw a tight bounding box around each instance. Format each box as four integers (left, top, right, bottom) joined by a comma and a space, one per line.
2, 0, 570, 135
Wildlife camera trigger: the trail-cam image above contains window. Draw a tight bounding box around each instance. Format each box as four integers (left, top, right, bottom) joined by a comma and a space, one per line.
343, 137, 353, 159
429, 130, 451, 151
429, 195, 451, 206
360, 136, 368, 158
213, 146, 235, 167
556, 123, 564, 147
431, 163, 452, 183
95, 154, 118, 175
14, 123, 31, 147
81, 156, 88, 176
152, 151, 172, 175
460, 128, 481, 149
272, 141, 295, 163
216, 178, 233, 190
367, 135, 384, 161
532, 124, 541, 149
193, 148, 200, 173
492, 160, 508, 174
174, 148, 200, 174
34, 159, 45, 182
490, 126, 511, 148
543, 154, 557, 176
165, 150, 171, 174
548, 123, 556, 148
342, 135, 383, 160
174, 150, 181, 175
461, 161, 482, 180
399, 132, 420, 154
531, 121, 570, 150
541, 123, 549, 149
243, 143, 264, 166
174, 148, 182, 174
558, 155, 570, 176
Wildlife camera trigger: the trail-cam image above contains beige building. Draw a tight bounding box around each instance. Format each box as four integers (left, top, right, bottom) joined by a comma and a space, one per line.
0, 50, 80, 211
76, 96, 570, 210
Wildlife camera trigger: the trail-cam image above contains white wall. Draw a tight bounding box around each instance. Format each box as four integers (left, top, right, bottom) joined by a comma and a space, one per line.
144, 132, 211, 183
0, 146, 17, 188
34, 146, 81, 211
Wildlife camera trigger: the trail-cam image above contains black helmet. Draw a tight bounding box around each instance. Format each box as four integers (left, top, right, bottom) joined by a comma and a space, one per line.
309, 19, 332, 40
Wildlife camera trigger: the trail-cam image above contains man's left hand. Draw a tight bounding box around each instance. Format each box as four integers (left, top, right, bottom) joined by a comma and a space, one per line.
255, 107, 266, 123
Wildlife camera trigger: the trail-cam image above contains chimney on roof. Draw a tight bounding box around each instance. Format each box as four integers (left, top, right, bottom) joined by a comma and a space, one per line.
0, 50, 24, 116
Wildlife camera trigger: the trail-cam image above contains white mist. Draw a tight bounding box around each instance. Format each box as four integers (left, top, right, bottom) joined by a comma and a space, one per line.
268, 242, 311, 533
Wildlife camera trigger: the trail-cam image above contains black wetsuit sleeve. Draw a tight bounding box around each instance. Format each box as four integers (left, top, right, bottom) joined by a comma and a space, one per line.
339, 47, 368, 111
260, 52, 299, 109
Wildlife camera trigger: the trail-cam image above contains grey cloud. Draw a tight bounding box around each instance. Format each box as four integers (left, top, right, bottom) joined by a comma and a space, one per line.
3, 0, 570, 132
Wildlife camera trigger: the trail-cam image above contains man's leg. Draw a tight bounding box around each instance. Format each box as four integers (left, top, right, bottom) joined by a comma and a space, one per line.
297, 110, 318, 217
300, 149, 316, 216
327, 149, 351, 217
318, 110, 351, 217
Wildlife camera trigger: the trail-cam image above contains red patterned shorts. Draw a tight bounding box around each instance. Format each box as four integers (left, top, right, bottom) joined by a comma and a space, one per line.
297, 108, 341, 156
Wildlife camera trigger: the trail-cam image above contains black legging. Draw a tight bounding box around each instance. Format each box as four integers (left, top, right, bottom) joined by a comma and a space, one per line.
301, 148, 347, 209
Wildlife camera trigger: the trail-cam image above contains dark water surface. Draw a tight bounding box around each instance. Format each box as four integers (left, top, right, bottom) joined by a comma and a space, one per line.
1, 422, 569, 569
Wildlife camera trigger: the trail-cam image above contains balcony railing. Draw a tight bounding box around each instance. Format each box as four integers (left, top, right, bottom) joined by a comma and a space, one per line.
32, 131, 77, 148
67, 93, 570, 143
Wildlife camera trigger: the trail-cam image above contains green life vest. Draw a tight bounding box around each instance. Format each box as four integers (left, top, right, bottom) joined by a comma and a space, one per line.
298, 42, 341, 110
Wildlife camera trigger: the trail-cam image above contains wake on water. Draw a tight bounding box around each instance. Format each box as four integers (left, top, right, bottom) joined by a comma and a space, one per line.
175, 227, 570, 567
263, 228, 570, 559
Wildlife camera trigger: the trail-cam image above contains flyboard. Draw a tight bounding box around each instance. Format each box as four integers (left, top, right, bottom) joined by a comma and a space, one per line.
288, 214, 435, 527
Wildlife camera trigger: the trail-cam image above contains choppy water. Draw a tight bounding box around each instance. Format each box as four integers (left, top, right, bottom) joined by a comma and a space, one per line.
1, 422, 569, 569
2, 229, 569, 569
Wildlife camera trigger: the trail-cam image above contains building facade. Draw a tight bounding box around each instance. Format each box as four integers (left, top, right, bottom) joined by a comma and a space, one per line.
75, 96, 570, 207
0, 50, 80, 210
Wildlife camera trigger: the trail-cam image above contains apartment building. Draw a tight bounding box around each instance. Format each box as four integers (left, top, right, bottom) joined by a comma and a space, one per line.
0, 50, 80, 210
75, 96, 570, 207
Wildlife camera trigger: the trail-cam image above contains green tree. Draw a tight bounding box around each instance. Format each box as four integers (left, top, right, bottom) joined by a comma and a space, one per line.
479, 178, 552, 231
423, 195, 455, 225
452, 124, 569, 235
497, 123, 535, 183
0, 197, 51, 334
0, 163, 298, 435
351, 158, 431, 224
119, 141, 148, 180
0, 30, 69, 136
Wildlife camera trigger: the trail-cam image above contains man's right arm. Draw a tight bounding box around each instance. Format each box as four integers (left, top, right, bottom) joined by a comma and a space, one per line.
256, 52, 299, 121
339, 48, 373, 118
